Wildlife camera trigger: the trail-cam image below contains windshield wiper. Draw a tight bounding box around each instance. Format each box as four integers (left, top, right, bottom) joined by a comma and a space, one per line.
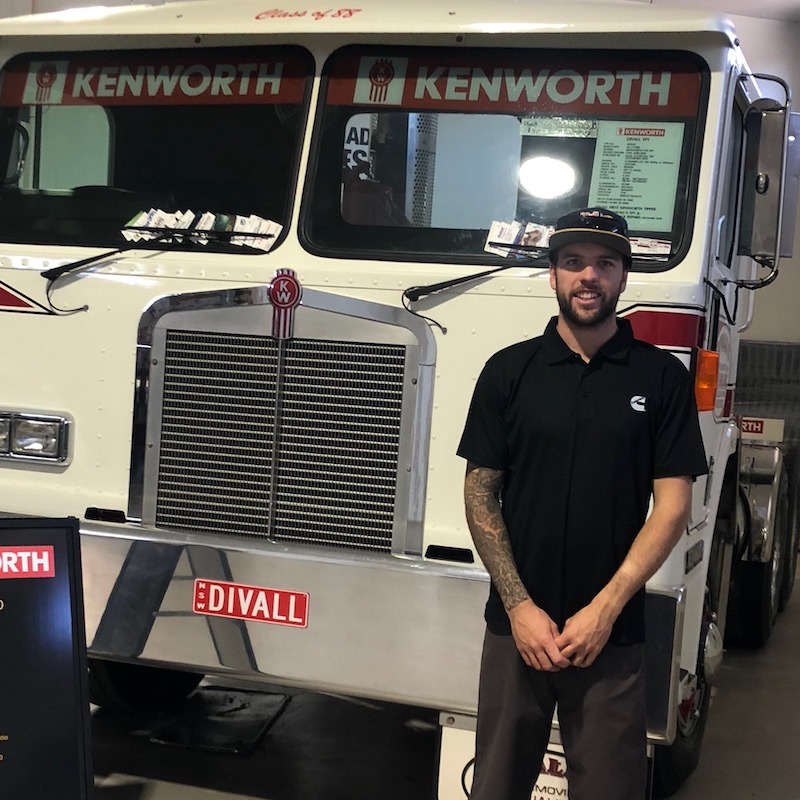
403, 244, 546, 302
40, 227, 276, 282
41, 239, 162, 282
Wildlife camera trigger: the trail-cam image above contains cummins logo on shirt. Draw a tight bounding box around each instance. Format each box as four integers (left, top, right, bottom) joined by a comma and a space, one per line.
630, 395, 647, 412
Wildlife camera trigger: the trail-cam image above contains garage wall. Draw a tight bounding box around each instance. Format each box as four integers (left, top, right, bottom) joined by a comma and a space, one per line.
728, 15, 800, 342
1, 1, 799, 341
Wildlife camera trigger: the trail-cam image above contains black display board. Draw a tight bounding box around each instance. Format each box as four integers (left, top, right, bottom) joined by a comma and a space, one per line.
0, 518, 93, 799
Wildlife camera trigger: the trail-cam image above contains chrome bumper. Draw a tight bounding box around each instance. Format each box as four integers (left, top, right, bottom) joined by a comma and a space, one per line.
80, 521, 488, 713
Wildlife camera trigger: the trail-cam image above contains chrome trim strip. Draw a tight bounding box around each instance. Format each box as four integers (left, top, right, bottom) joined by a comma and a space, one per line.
645, 584, 686, 745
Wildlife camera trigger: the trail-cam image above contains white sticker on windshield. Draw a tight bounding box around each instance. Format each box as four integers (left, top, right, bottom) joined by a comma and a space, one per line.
588, 121, 684, 232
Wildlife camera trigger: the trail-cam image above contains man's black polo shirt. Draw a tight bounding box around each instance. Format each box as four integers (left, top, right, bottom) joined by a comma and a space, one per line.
457, 316, 708, 644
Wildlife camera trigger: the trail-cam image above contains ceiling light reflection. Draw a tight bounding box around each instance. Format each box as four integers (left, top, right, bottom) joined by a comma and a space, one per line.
519, 156, 577, 200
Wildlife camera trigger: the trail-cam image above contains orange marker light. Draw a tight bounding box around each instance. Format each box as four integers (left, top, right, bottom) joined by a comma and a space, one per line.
694, 349, 719, 412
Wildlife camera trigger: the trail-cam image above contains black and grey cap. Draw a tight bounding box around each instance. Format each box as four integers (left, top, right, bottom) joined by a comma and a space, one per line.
548, 207, 631, 261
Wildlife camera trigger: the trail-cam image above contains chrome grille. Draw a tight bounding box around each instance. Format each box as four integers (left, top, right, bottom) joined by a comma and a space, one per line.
155, 330, 406, 552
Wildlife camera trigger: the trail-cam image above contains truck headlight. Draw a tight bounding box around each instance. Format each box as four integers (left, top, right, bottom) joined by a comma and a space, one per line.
0, 412, 71, 463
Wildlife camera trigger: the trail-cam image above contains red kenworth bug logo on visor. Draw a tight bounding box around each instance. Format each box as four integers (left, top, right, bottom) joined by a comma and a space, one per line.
368, 59, 395, 103
35, 63, 59, 103
267, 268, 302, 340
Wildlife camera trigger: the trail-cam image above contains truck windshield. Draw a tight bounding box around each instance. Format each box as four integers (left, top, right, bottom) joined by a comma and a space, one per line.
0, 47, 311, 250
305, 47, 708, 269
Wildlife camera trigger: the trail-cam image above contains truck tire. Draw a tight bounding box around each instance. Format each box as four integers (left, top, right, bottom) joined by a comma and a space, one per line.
88, 658, 203, 713
725, 470, 788, 648
779, 460, 800, 610
651, 671, 711, 798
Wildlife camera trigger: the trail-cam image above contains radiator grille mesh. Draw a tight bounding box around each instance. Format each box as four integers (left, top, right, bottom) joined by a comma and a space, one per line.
155, 330, 406, 552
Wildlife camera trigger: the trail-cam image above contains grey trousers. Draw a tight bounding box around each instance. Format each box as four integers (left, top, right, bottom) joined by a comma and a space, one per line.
470, 628, 647, 800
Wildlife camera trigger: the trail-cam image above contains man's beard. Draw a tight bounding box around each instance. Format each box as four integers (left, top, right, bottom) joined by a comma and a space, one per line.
555, 283, 621, 329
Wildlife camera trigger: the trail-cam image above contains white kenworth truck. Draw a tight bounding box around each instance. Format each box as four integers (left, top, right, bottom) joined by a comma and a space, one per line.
0, 0, 797, 797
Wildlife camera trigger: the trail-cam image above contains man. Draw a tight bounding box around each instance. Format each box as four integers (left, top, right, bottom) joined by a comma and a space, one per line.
457, 207, 708, 800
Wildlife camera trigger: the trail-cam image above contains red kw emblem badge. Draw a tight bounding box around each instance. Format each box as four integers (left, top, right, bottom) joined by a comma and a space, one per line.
267, 268, 302, 340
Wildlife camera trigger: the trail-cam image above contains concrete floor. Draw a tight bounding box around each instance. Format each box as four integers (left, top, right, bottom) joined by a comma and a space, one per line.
90, 582, 800, 800
670, 582, 800, 800
91, 688, 440, 800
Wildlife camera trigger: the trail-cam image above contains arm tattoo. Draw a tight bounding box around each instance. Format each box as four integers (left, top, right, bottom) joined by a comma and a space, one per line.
464, 463, 530, 611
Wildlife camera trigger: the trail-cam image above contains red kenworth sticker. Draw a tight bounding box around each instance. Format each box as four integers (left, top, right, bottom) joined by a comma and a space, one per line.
741, 419, 765, 435
0, 546, 56, 579
0, 49, 308, 108
193, 578, 309, 628
327, 52, 702, 117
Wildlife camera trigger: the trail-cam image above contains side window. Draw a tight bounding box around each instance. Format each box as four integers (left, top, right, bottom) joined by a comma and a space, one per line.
718, 95, 745, 268
20, 105, 111, 190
